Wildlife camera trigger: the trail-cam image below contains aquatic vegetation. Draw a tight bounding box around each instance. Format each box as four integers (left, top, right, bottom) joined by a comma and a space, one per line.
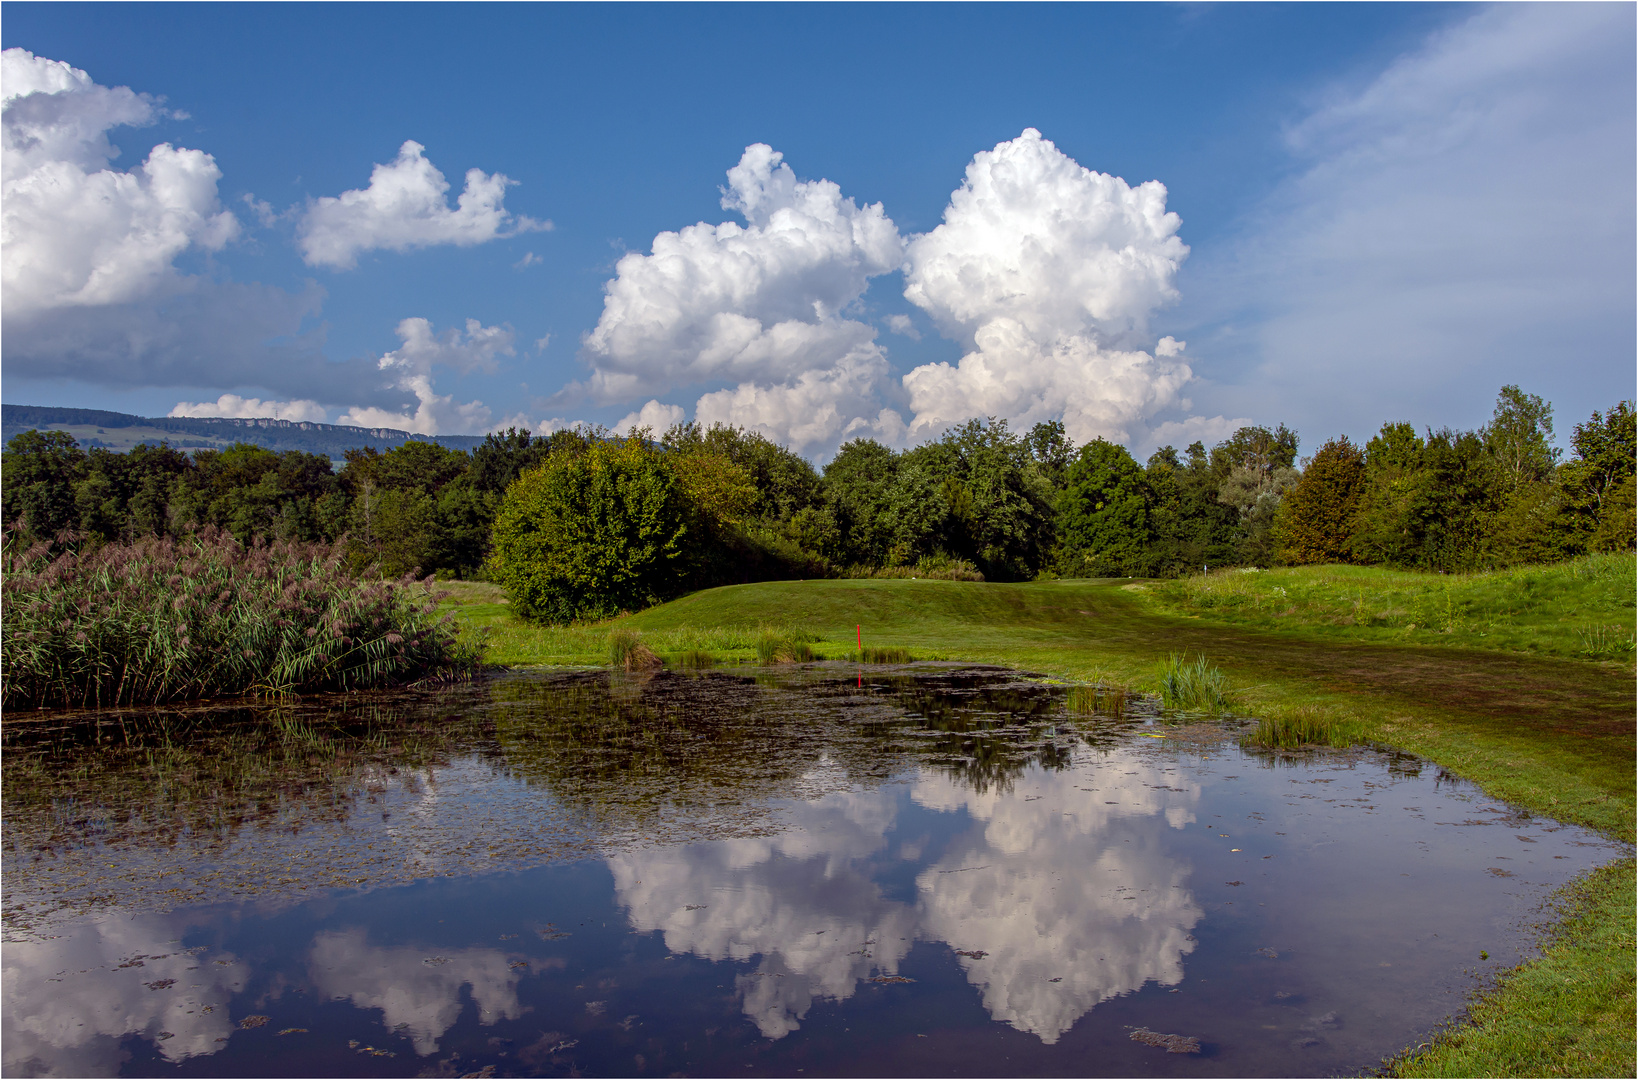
1, 528, 481, 709
606, 627, 661, 670
1242, 705, 1368, 749
672, 649, 716, 669
1157, 652, 1230, 713
855, 645, 912, 664
754, 625, 820, 663
1066, 683, 1128, 717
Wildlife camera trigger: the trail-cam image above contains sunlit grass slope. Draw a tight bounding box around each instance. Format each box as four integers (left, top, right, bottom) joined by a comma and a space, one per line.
1136, 553, 1636, 663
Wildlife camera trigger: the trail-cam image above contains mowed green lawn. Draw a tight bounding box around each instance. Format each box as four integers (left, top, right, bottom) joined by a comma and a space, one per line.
437, 563, 1636, 1077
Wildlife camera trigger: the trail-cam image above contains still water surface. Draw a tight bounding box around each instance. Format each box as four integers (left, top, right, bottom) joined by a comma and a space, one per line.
2, 666, 1623, 1077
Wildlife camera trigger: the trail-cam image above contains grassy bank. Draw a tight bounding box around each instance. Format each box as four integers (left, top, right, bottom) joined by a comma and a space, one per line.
439, 565, 1635, 1076
1134, 553, 1636, 664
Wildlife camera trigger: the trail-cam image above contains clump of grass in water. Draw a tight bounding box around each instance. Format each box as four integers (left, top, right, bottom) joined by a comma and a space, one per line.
1067, 683, 1128, 717
672, 649, 716, 670
607, 627, 661, 671
853, 645, 912, 664
1243, 705, 1369, 749
754, 626, 820, 664
1157, 652, 1230, 713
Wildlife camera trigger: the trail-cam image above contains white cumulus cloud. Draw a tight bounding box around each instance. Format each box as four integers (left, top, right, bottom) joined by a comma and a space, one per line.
169, 394, 328, 423
338, 317, 514, 435
0, 50, 357, 401
613, 399, 686, 436
1, 48, 239, 319
900, 128, 1203, 447
574, 143, 908, 456
884, 313, 920, 340
296, 140, 548, 270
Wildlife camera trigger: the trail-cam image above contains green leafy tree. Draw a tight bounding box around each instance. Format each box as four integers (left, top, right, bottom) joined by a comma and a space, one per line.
2, 430, 88, 540
489, 436, 691, 622
1273, 437, 1365, 564
903, 418, 1056, 580
1143, 442, 1238, 574
822, 438, 902, 565
1485, 385, 1560, 495
1589, 475, 1636, 552
1055, 439, 1150, 576
1560, 401, 1636, 550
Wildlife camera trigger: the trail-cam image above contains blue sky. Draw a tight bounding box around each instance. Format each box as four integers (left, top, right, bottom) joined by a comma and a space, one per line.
3, 2, 1632, 459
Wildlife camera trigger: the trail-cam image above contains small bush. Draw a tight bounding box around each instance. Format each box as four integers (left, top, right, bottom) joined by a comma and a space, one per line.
1157, 652, 1230, 713
488, 437, 691, 624
672, 649, 716, 670
1, 529, 480, 710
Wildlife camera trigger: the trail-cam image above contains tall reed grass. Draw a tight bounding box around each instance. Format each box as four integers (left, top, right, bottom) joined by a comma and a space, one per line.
1067, 683, 1128, 717
2, 528, 482, 709
1157, 652, 1230, 712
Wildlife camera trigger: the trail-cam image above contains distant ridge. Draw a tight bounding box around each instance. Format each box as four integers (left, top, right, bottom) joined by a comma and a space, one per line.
2, 404, 490, 458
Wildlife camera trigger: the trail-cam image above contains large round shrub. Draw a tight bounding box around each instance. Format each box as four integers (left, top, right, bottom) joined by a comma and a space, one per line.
488, 437, 691, 622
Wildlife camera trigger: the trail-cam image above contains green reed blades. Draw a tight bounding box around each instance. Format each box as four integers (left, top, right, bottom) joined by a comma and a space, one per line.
1067, 683, 1128, 718
1242, 706, 1368, 749
607, 627, 662, 670
1157, 652, 1230, 713
754, 626, 819, 664
1, 528, 482, 710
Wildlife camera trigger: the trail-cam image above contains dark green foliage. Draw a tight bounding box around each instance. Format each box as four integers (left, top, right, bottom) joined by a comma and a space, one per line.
1274, 437, 1366, 564
1056, 439, 1150, 576
5, 383, 1628, 625
901, 418, 1056, 580
823, 438, 903, 565
1142, 443, 1239, 575
488, 437, 692, 622
1561, 401, 1636, 551
1, 528, 478, 709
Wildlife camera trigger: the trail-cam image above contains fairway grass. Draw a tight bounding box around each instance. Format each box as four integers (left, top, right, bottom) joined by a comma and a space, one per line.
438, 569, 1636, 1077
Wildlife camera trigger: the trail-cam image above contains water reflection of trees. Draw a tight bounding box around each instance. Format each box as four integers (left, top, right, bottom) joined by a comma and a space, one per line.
487, 666, 1146, 826
2, 700, 476, 856
4, 666, 1154, 910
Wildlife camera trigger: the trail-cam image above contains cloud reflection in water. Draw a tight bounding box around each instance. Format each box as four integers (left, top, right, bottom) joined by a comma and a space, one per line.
610, 750, 1203, 1042
1, 913, 247, 1076
307, 928, 524, 1055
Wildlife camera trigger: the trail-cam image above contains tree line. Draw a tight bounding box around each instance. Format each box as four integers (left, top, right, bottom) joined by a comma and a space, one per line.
3, 385, 1632, 622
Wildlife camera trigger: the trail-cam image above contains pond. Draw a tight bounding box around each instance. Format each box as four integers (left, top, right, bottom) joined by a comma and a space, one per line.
2, 665, 1624, 1077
